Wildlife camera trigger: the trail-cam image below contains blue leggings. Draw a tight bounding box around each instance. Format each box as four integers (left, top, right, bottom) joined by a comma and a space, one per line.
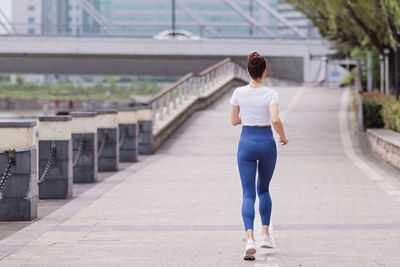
237, 126, 277, 231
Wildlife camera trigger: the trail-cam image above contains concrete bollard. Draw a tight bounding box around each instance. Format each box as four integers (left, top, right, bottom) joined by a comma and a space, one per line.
96, 110, 119, 172
70, 112, 98, 183
117, 108, 139, 162
38, 116, 73, 199
136, 106, 153, 155
0, 121, 38, 221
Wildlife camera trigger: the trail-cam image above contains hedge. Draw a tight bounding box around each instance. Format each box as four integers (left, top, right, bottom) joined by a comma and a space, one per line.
360, 93, 398, 131
382, 101, 400, 132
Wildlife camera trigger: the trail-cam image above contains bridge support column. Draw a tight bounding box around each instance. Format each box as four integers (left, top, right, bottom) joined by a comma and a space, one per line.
117, 108, 139, 162
96, 110, 119, 172
71, 112, 98, 183
38, 116, 73, 199
0, 121, 38, 221
137, 107, 153, 155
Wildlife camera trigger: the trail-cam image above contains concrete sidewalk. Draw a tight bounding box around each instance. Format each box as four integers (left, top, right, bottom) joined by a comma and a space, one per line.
1, 86, 400, 266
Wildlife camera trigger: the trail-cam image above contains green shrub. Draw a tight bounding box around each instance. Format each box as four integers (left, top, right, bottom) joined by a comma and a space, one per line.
382, 101, 400, 132
362, 96, 385, 128
361, 93, 398, 130
341, 69, 355, 87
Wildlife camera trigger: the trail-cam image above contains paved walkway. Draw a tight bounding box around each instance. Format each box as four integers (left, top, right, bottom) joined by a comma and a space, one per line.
1, 86, 400, 266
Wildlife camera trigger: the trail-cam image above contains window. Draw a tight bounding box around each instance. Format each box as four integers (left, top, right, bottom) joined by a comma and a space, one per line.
28, 28, 35, 34
28, 17, 35, 23
28, 5, 35, 11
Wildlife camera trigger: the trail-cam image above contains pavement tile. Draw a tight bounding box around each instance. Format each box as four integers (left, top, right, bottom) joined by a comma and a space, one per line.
1, 87, 400, 266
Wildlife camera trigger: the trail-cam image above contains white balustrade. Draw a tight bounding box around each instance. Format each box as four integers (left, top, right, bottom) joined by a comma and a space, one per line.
146, 58, 250, 129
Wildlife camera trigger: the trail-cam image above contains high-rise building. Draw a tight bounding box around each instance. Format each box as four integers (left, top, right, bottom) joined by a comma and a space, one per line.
12, 0, 42, 34
42, 0, 69, 34
11, 0, 80, 35
11, 0, 319, 39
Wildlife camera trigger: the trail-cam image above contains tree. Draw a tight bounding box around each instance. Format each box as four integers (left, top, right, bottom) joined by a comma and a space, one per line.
285, 0, 400, 93
284, 0, 400, 54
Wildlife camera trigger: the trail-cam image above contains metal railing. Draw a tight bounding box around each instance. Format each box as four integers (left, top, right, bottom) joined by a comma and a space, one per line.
145, 58, 248, 127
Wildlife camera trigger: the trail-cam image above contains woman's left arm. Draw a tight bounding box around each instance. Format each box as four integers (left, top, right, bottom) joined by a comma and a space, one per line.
230, 105, 241, 126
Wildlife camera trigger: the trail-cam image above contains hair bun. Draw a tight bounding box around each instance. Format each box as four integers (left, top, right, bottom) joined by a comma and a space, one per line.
247, 52, 269, 79
249, 52, 260, 61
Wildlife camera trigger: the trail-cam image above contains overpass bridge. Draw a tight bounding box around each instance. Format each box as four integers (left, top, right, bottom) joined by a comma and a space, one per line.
0, 36, 336, 83
0, 58, 400, 266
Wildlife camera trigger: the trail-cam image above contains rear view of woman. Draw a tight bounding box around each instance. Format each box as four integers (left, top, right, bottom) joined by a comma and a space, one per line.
230, 52, 289, 260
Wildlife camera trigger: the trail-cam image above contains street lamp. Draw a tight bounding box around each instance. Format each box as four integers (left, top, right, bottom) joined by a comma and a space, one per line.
249, 0, 254, 35
395, 27, 399, 101
171, 0, 176, 34
380, 54, 384, 94
367, 52, 373, 92
384, 48, 390, 95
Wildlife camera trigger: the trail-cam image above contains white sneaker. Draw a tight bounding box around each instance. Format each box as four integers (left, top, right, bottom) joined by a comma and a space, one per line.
243, 239, 256, 260
260, 235, 274, 248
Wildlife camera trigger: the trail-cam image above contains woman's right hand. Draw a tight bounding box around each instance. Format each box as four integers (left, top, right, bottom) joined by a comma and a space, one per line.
279, 136, 289, 146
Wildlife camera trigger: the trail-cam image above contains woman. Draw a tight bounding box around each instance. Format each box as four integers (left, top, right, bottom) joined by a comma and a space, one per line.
230, 52, 289, 260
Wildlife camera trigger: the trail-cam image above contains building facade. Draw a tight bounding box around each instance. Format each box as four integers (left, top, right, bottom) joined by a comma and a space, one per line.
12, 0, 42, 34
11, 0, 319, 39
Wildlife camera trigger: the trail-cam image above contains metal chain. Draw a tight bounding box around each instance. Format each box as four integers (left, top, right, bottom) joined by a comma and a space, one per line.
98, 129, 108, 157
73, 134, 86, 167
0, 150, 16, 193
119, 126, 127, 149
38, 141, 57, 184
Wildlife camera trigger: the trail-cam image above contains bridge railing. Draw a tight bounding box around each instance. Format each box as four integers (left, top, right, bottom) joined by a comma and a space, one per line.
145, 58, 248, 134
0, 23, 320, 39
146, 72, 195, 122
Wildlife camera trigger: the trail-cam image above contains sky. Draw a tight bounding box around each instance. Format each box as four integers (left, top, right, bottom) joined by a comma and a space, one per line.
0, 0, 12, 20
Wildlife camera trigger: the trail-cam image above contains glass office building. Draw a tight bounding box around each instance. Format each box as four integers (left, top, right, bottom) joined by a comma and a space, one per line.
42, 0, 69, 34
12, 0, 319, 38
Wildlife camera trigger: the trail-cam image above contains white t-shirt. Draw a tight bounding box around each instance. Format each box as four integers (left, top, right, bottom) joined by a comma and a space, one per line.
229, 85, 279, 126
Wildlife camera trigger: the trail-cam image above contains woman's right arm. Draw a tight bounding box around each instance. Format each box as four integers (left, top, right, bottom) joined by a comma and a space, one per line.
269, 103, 289, 145
230, 105, 242, 126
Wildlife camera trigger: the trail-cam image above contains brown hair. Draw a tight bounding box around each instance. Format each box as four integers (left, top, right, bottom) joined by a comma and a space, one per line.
247, 52, 269, 80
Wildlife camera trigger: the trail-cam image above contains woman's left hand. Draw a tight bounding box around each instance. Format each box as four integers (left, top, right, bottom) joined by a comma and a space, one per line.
279, 136, 289, 146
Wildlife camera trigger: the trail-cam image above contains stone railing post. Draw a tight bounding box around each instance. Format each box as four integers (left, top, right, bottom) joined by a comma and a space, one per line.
96, 110, 119, 172
0, 121, 37, 221
136, 106, 153, 155
70, 112, 98, 183
38, 116, 73, 199
117, 108, 139, 162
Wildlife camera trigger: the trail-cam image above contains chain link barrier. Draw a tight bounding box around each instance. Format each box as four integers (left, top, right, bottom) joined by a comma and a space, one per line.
38, 141, 57, 184
119, 126, 127, 149
0, 150, 16, 194
98, 129, 108, 157
73, 134, 86, 167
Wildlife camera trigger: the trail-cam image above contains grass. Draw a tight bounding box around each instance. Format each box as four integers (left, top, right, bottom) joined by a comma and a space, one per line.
0, 79, 170, 101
